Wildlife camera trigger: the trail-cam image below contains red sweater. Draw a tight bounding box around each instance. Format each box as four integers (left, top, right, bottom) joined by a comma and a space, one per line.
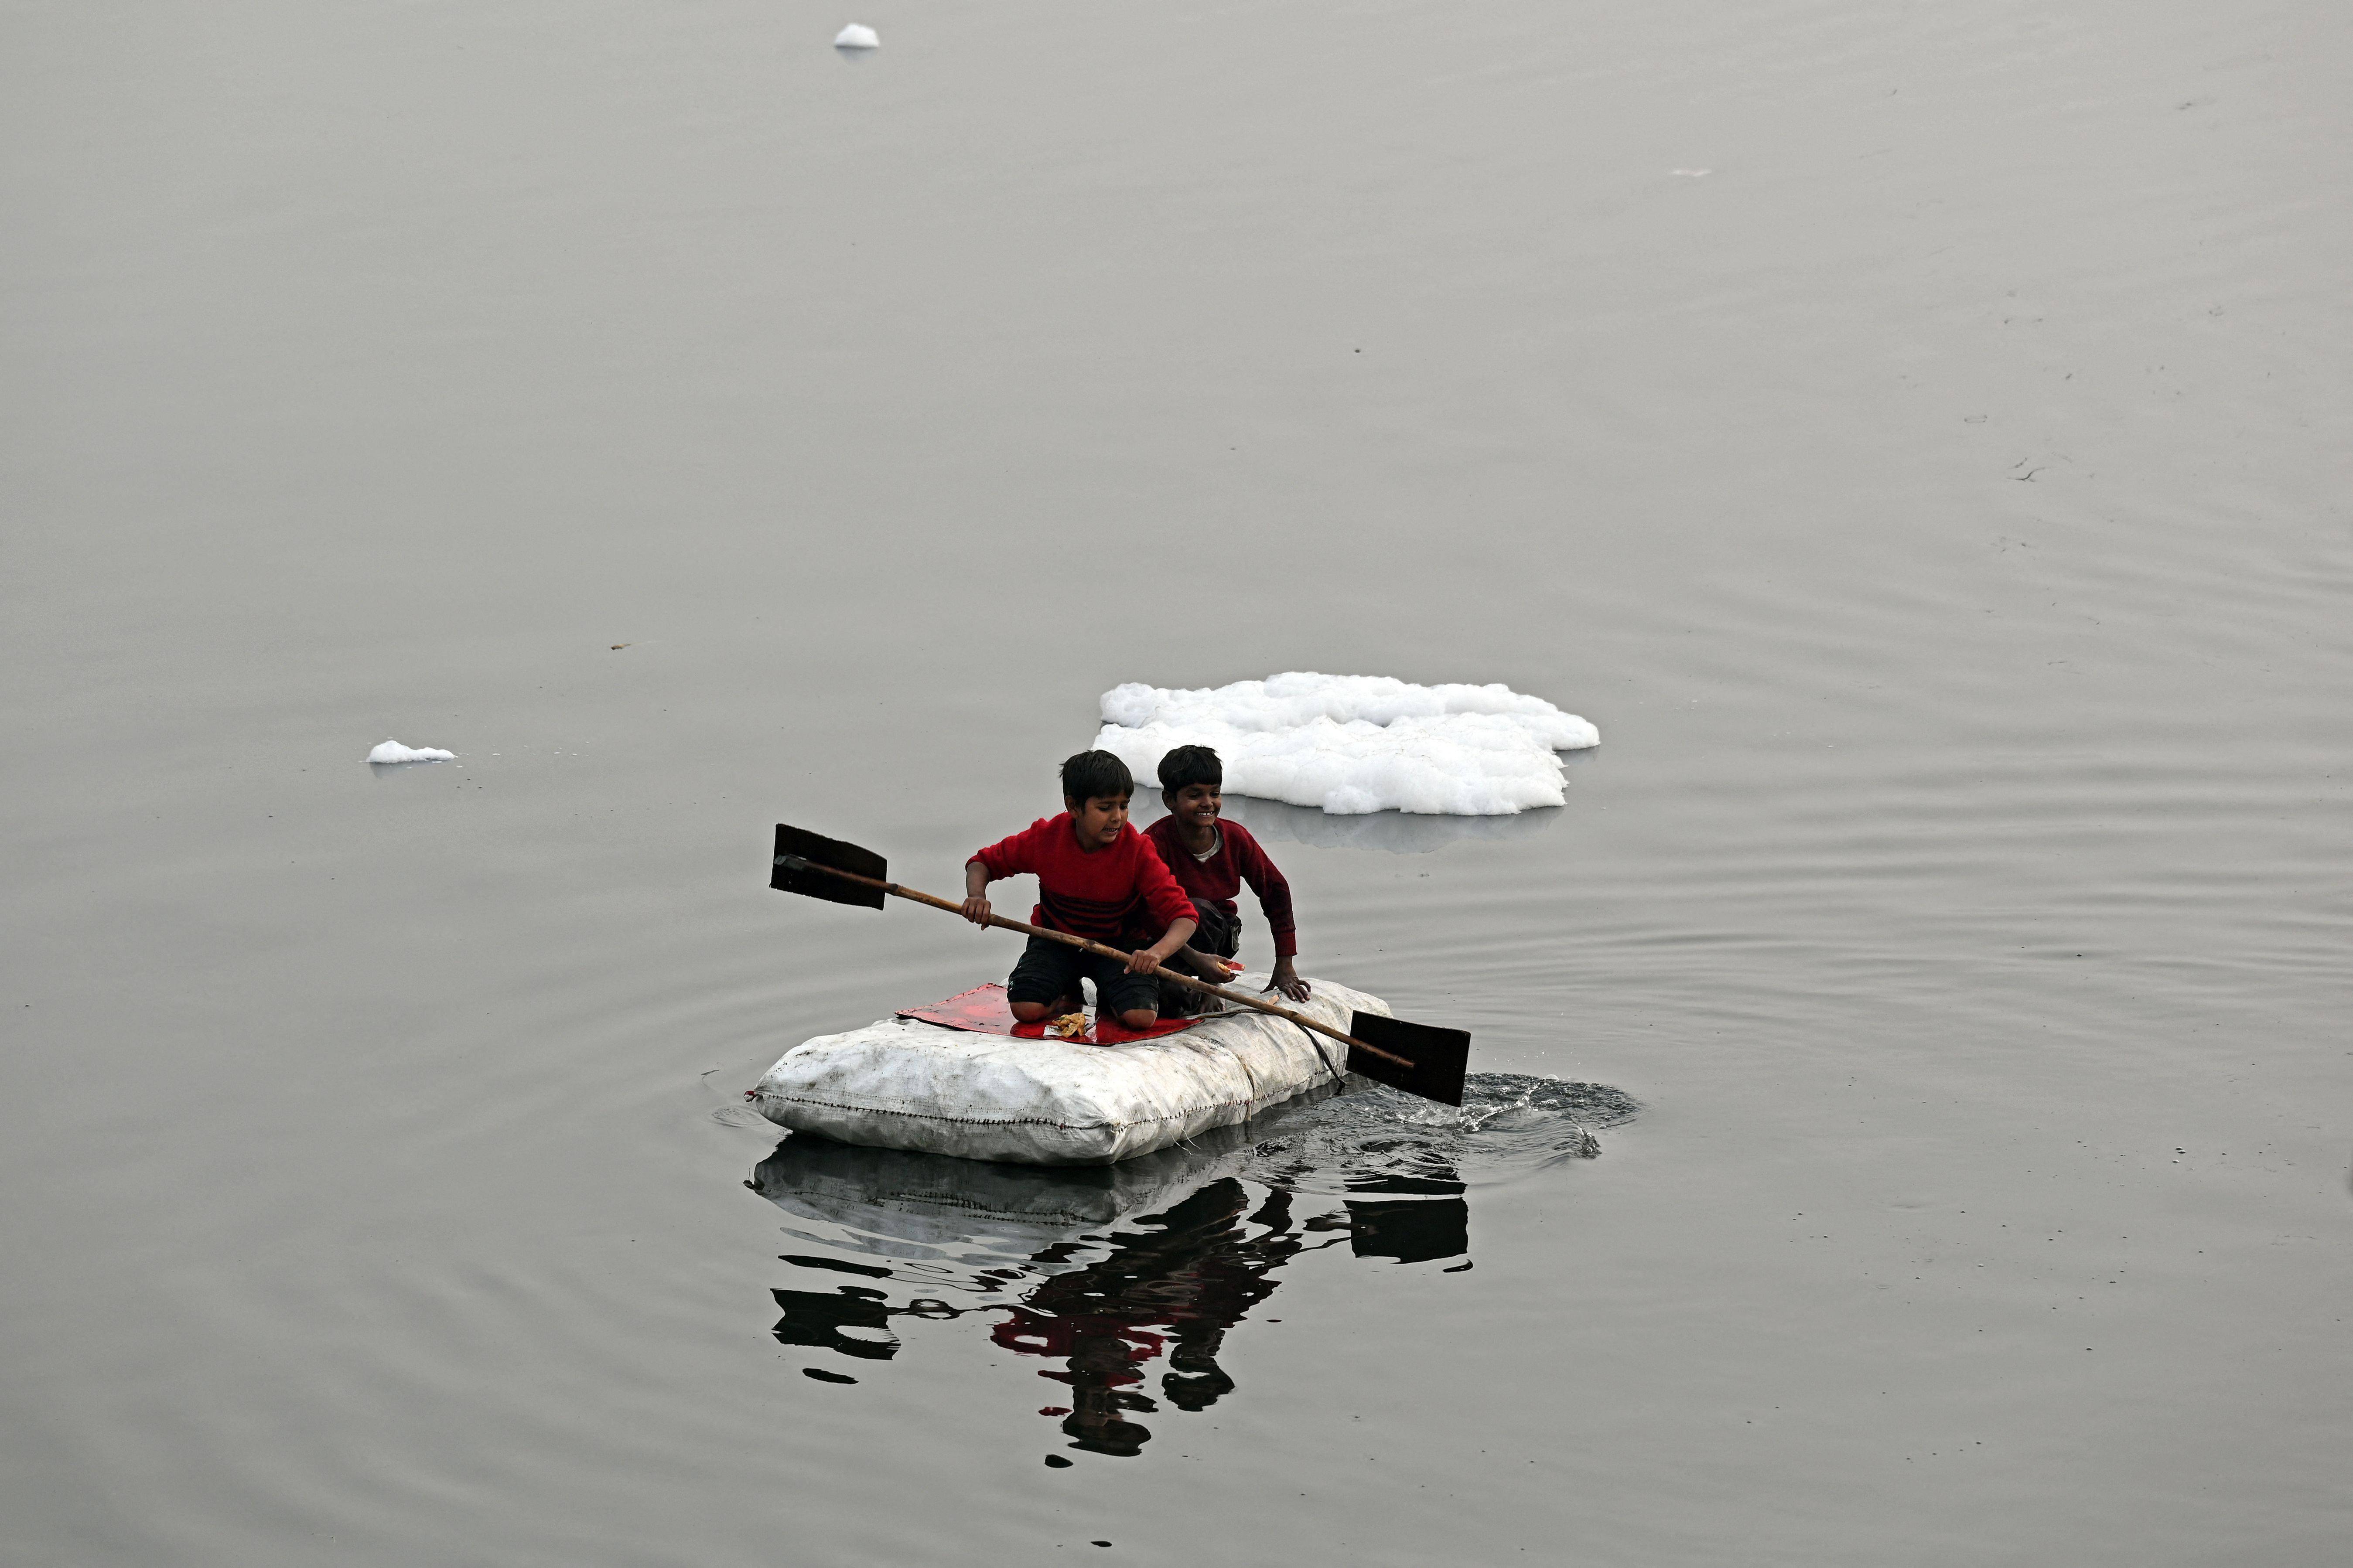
1144, 816, 1298, 959
972, 815, 1197, 945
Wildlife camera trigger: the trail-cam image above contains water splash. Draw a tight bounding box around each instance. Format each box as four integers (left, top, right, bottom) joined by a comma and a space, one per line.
1235, 1072, 1639, 1195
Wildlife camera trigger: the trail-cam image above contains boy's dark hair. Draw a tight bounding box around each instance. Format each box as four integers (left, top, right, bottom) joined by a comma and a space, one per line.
1059, 749, 1134, 804
1157, 744, 1223, 794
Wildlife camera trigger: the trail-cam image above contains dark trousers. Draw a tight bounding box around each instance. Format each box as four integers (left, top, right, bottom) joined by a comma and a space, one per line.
1007, 934, 1161, 1018
1183, 898, 1241, 960
1159, 898, 1242, 1016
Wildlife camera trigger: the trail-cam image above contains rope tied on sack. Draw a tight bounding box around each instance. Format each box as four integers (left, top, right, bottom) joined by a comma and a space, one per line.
1289, 1019, 1344, 1084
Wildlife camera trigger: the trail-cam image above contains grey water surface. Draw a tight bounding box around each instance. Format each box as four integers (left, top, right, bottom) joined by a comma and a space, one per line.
4, 1, 2348, 1564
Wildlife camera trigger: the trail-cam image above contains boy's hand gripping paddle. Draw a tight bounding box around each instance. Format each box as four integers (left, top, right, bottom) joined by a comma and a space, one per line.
769, 823, 1470, 1107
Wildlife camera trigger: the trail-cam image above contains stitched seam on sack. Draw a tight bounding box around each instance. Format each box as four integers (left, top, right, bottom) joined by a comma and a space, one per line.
751, 1090, 1265, 1132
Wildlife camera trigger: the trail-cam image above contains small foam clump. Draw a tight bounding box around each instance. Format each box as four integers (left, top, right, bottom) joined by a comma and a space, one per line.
833, 23, 878, 49
368, 739, 454, 764
1092, 673, 1597, 816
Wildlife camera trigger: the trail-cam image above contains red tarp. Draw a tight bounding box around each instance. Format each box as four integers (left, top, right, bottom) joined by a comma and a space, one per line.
897, 983, 1198, 1046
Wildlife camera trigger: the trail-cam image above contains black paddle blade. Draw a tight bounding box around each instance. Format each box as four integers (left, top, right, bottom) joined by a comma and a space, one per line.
1345, 1011, 1470, 1108
770, 824, 887, 910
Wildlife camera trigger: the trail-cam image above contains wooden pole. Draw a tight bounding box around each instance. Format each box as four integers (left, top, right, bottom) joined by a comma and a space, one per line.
781, 856, 1411, 1070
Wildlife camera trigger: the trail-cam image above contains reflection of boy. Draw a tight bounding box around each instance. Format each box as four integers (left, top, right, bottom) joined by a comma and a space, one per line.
991, 1178, 1302, 1457
1144, 745, 1308, 1003
961, 750, 1198, 1031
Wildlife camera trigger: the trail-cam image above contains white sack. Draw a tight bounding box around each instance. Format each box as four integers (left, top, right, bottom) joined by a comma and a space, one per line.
749, 975, 1384, 1166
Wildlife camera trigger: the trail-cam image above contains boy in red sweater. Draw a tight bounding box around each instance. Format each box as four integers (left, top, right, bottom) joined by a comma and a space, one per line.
1144, 744, 1310, 1004
961, 750, 1199, 1031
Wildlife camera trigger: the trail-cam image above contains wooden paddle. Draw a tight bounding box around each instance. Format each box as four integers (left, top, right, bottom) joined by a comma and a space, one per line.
768, 822, 1469, 1106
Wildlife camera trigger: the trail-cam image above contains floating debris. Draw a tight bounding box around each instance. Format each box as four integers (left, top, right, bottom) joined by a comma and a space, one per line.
367, 739, 454, 764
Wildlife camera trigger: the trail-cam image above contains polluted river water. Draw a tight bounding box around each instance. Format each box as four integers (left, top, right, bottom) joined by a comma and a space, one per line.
3, 1, 2348, 1564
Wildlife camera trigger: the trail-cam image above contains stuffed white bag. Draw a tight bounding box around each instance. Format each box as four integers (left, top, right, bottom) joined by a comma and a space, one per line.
749, 974, 1385, 1166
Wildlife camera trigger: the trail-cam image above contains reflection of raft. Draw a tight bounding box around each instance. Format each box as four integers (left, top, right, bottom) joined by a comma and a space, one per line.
749, 1115, 1471, 1456
750, 1117, 1284, 1255
748, 974, 1388, 1166
751, 1127, 1384, 1456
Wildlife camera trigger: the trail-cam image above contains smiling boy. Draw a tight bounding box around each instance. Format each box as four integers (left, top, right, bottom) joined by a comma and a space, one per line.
1144, 744, 1308, 1004
960, 750, 1199, 1031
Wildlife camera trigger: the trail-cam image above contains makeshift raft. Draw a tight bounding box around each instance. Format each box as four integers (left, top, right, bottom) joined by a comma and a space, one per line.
749, 974, 1389, 1166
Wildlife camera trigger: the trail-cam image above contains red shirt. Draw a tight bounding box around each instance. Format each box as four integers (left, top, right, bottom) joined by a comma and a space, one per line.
973, 815, 1198, 944
1143, 816, 1298, 959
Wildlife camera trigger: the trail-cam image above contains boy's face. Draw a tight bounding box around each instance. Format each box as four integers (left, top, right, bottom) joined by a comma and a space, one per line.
1067, 793, 1130, 848
1165, 782, 1222, 833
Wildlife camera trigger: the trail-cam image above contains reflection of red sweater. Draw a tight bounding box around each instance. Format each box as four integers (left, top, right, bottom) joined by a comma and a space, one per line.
973, 815, 1196, 944
1144, 817, 1298, 959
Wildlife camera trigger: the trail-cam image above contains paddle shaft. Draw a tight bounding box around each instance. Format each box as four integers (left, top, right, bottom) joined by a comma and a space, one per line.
781, 857, 1410, 1069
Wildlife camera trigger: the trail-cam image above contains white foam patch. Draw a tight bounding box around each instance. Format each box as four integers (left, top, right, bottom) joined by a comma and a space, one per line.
833, 23, 878, 48
1093, 674, 1597, 816
1103, 674, 1598, 749
369, 739, 454, 764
